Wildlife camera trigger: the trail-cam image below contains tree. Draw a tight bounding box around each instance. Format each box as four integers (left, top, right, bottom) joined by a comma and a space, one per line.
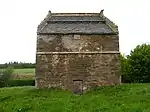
120, 54, 131, 83
123, 44, 150, 83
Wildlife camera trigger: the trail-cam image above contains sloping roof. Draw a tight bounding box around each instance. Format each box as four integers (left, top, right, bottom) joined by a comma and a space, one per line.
37, 10, 118, 35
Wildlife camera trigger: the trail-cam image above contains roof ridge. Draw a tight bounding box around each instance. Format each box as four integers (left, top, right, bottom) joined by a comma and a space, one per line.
51, 11, 100, 16
50, 11, 100, 14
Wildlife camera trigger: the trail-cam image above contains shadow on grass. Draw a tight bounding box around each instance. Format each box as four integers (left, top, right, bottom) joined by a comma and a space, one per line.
0, 96, 12, 102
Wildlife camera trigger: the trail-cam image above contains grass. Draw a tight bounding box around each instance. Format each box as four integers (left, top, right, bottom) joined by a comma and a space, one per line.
0, 84, 150, 112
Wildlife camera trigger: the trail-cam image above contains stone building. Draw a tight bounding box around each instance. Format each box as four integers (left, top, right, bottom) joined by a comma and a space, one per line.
36, 10, 121, 93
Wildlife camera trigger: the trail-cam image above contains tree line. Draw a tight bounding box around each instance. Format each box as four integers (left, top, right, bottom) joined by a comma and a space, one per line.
0, 62, 35, 69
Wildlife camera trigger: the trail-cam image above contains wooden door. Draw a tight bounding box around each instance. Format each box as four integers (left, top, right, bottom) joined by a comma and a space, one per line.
72, 80, 83, 94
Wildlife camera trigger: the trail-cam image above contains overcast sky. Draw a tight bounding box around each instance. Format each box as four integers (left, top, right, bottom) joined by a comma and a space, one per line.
0, 0, 150, 64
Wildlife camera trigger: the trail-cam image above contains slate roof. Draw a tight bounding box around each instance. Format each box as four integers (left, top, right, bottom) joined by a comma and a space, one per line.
48, 16, 104, 22
37, 10, 118, 35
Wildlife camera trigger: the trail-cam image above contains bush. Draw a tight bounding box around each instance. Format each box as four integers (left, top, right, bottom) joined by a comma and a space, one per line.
120, 54, 132, 83
0, 67, 14, 87
121, 44, 150, 83
8, 80, 35, 87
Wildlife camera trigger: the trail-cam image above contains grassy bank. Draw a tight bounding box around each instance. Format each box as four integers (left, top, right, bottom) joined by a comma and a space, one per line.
0, 84, 150, 112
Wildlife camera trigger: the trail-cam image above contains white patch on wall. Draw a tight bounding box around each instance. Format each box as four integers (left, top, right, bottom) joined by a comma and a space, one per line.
79, 47, 82, 52
62, 35, 81, 51
37, 35, 55, 43
83, 86, 87, 90
96, 47, 100, 50
52, 55, 59, 67
73, 35, 80, 40
100, 45, 103, 52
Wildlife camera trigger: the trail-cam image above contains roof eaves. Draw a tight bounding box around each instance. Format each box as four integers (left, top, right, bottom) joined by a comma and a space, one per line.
37, 10, 52, 33
99, 10, 119, 34
51, 13, 100, 16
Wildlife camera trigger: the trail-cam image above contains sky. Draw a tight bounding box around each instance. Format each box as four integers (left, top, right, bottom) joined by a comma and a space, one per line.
0, 0, 150, 64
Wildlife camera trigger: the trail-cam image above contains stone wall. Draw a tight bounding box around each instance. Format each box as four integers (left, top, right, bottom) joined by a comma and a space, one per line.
37, 34, 119, 52
36, 34, 120, 92
36, 53, 120, 92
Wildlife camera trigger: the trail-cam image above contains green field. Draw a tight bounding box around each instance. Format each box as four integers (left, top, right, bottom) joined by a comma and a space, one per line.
13, 68, 35, 79
14, 68, 35, 75
0, 84, 150, 112
0, 68, 35, 75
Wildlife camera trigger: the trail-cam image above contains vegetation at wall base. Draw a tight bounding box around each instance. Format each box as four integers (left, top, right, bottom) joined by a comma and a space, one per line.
0, 84, 150, 112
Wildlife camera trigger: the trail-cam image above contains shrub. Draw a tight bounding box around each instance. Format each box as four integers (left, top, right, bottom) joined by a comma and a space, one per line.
8, 80, 35, 87
121, 44, 150, 83
0, 67, 14, 87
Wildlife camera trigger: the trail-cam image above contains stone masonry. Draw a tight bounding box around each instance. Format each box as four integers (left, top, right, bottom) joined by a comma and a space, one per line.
36, 10, 121, 93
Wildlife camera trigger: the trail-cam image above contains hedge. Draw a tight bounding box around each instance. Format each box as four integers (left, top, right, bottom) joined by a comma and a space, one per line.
8, 80, 35, 87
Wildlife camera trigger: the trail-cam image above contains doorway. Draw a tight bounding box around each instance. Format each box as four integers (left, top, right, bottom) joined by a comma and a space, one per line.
72, 80, 83, 94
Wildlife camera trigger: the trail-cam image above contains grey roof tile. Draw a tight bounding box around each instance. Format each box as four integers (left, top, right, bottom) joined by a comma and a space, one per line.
48, 16, 104, 22
39, 22, 113, 34
37, 11, 118, 34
